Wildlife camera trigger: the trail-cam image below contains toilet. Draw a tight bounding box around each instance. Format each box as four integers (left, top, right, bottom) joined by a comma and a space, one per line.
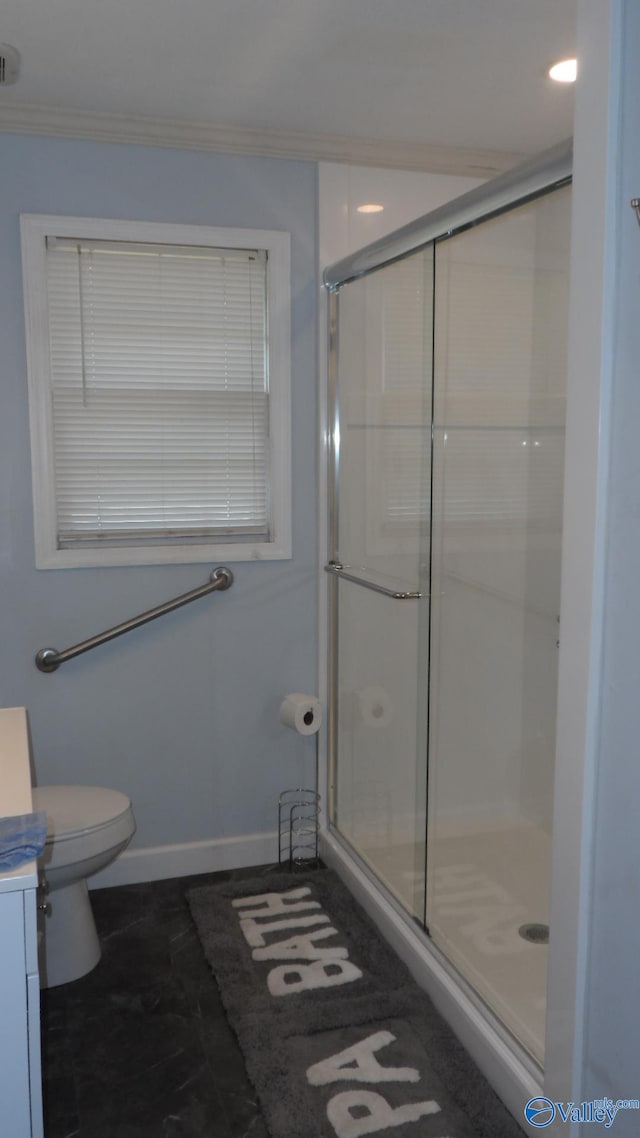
32, 785, 136, 988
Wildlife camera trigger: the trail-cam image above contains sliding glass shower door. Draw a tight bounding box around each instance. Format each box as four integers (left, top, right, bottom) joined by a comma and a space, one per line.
330, 248, 433, 921
426, 185, 571, 1064
327, 160, 572, 1068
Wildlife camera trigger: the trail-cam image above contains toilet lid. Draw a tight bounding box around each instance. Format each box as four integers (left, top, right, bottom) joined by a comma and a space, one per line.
32, 785, 132, 841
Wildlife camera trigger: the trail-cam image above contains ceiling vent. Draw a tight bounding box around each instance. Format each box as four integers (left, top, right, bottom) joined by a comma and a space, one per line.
0, 43, 20, 85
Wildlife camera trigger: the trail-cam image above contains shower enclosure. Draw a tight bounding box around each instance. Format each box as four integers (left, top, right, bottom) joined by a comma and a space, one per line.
324, 143, 572, 1074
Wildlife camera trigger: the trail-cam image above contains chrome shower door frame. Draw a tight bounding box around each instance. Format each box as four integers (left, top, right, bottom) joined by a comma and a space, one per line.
323, 136, 573, 1091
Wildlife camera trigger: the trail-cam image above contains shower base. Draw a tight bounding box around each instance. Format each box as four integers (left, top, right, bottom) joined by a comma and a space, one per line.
356, 823, 550, 1065
316, 828, 537, 1128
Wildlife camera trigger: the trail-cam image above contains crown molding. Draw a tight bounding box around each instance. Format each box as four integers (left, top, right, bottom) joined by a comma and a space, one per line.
0, 102, 524, 177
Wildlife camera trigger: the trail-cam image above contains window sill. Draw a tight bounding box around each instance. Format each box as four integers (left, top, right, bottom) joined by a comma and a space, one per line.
35, 539, 292, 570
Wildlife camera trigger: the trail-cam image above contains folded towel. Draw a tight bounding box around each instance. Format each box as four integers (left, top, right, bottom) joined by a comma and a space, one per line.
0, 811, 48, 869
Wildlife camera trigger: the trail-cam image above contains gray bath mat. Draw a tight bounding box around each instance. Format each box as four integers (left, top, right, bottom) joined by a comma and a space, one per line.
188, 867, 524, 1138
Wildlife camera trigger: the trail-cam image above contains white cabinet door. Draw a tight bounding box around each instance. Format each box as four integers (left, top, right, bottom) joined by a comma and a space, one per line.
0, 891, 32, 1138
27, 969, 44, 1138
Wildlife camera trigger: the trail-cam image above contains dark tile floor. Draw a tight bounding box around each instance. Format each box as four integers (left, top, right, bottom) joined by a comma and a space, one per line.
41, 868, 272, 1138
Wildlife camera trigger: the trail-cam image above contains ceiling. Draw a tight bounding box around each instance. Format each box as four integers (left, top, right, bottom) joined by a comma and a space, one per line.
0, 0, 576, 170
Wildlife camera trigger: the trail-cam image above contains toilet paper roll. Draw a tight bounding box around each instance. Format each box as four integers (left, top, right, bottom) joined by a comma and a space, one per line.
353, 686, 394, 729
280, 693, 323, 736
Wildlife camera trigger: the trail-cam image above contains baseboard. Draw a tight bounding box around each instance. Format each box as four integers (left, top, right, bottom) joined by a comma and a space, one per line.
88, 830, 278, 889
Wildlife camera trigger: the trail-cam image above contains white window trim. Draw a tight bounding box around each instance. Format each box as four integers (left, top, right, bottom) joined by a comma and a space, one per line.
20, 213, 292, 568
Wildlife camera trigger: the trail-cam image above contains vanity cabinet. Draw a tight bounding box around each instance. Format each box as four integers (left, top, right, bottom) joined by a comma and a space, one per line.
0, 708, 44, 1138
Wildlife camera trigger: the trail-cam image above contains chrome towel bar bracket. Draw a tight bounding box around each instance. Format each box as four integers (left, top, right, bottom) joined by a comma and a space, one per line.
35, 565, 234, 673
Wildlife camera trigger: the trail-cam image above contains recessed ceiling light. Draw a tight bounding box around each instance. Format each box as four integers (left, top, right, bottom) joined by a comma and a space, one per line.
357, 203, 384, 214
549, 58, 577, 83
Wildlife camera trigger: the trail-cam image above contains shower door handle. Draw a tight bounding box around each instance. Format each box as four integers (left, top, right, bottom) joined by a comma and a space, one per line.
324, 562, 422, 600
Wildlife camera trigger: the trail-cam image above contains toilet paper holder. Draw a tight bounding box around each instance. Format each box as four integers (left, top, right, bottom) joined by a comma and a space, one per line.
278, 787, 320, 870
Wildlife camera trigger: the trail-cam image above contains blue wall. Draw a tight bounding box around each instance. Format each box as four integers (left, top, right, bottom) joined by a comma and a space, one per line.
0, 134, 318, 853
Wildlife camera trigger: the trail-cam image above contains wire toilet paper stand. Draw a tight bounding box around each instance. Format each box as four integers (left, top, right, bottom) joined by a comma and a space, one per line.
278, 786, 320, 869
278, 694, 322, 869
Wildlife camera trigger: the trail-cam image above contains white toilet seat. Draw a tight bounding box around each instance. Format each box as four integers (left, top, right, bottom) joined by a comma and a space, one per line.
33, 785, 132, 842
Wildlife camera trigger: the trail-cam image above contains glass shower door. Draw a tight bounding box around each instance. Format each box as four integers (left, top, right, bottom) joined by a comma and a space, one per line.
326, 151, 573, 1071
425, 186, 571, 1064
330, 249, 433, 920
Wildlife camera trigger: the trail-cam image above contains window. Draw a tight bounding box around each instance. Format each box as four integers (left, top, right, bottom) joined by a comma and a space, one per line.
21, 215, 291, 568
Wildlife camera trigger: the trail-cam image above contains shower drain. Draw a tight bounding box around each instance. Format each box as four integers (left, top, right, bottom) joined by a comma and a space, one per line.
518, 922, 550, 944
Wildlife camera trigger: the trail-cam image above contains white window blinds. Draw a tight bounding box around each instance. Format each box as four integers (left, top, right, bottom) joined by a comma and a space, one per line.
45, 237, 269, 547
